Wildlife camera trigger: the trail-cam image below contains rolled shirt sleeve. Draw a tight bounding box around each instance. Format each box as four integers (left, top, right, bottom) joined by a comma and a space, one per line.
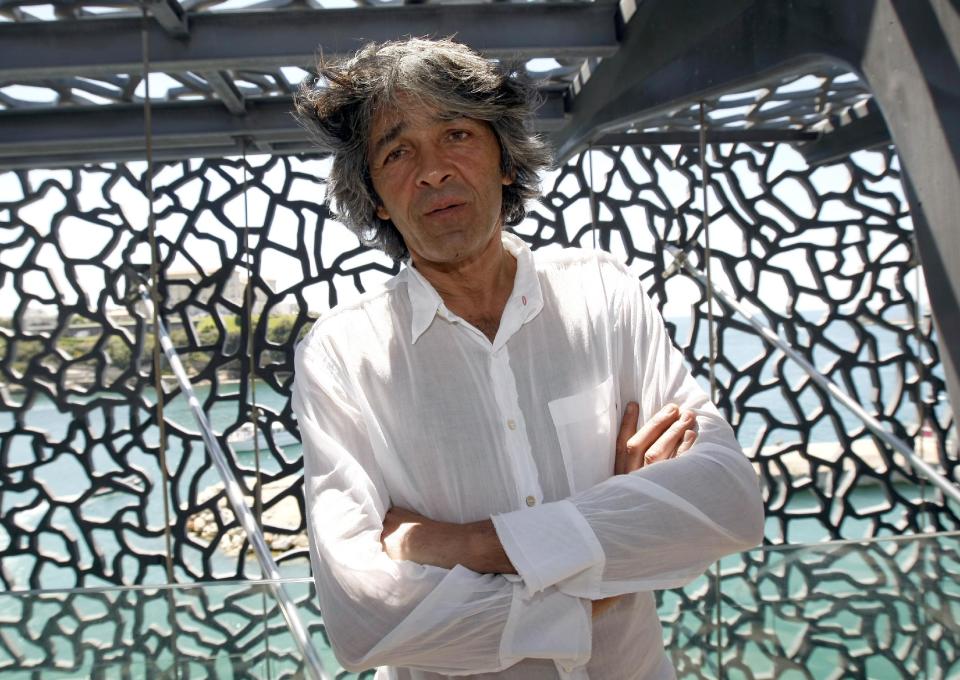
294, 338, 592, 674
492, 262, 764, 600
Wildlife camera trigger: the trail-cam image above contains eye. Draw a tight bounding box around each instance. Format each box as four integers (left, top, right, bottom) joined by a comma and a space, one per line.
447, 129, 470, 142
382, 146, 406, 165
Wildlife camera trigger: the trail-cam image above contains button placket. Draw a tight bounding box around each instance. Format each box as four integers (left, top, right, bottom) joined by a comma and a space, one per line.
489, 347, 543, 509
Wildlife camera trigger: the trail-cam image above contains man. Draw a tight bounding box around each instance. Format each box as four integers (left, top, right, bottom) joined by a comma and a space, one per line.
292, 38, 763, 680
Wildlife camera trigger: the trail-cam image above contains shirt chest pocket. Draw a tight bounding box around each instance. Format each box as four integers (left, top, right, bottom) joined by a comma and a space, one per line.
547, 374, 618, 496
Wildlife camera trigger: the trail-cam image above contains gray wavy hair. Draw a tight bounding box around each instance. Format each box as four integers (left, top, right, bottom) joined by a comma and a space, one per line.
293, 37, 553, 261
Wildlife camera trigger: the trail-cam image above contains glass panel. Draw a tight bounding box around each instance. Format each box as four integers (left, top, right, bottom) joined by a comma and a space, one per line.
0, 578, 370, 679
659, 570, 720, 678
709, 532, 960, 679
1, 534, 956, 677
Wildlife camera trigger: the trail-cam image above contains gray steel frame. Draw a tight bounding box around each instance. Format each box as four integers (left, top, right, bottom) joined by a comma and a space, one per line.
0, 91, 567, 169
1, 0, 957, 438
0, 3, 619, 80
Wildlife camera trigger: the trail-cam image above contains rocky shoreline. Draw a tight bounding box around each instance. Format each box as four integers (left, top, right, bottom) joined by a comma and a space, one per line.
186, 474, 309, 556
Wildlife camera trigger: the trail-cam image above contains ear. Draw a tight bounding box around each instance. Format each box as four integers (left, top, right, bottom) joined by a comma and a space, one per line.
375, 204, 390, 221
501, 170, 514, 186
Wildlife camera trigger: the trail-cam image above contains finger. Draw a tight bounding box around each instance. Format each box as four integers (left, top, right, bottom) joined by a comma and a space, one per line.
624, 404, 680, 471
615, 402, 640, 475
675, 428, 697, 456
638, 411, 691, 466
643, 410, 696, 466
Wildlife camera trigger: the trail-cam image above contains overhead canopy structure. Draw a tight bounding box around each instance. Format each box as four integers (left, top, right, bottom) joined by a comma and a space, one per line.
1, 0, 958, 436
0, 0, 891, 168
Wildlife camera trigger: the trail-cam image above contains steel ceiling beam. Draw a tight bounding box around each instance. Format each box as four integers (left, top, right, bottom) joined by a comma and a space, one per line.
799, 100, 891, 166
550, 0, 839, 160
0, 90, 567, 169
0, 2, 619, 81
202, 71, 247, 115
146, 0, 189, 38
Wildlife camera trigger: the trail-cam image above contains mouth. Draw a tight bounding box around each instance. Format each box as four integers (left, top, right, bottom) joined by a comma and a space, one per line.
424, 201, 465, 217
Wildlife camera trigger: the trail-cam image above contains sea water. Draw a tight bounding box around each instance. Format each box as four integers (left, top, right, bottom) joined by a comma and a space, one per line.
0, 310, 948, 592
0, 312, 953, 679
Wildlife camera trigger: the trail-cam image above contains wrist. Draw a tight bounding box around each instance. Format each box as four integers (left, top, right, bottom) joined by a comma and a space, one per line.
463, 519, 516, 574
405, 516, 459, 569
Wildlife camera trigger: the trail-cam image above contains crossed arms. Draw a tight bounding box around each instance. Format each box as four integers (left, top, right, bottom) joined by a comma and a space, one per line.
294, 369, 761, 673
379, 401, 701, 618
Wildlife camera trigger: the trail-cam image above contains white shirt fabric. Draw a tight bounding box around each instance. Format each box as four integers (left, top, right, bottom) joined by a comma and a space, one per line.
292, 232, 764, 680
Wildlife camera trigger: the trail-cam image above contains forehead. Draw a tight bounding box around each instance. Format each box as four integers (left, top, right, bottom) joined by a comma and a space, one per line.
369, 99, 446, 139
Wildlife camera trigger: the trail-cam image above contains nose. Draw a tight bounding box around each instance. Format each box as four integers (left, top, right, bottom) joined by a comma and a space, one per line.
415, 146, 452, 188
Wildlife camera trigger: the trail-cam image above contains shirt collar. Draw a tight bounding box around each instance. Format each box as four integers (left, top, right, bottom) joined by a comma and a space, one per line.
400, 231, 544, 344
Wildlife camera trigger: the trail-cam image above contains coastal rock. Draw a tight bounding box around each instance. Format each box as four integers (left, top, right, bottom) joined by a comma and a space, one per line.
186, 474, 308, 556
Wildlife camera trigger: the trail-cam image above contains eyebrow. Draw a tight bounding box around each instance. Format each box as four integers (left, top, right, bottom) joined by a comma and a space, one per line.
370, 121, 405, 162
369, 110, 463, 161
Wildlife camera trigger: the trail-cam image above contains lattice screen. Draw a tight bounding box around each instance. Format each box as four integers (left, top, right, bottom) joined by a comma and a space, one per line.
0, 141, 957, 676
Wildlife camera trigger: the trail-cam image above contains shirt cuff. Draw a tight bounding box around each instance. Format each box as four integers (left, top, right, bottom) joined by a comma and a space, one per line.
492, 499, 605, 597
499, 583, 592, 672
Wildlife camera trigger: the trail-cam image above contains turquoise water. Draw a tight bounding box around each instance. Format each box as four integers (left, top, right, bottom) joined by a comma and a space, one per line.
0, 310, 948, 592
0, 318, 952, 679
1, 379, 304, 590
669, 310, 946, 449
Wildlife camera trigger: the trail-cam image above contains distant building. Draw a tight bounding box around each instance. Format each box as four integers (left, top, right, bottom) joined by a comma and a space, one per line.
20, 305, 58, 334
163, 267, 278, 318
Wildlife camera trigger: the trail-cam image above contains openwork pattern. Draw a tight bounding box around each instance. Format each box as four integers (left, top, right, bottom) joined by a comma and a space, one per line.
1, 140, 956, 585
554, 142, 958, 539
0, 138, 957, 675
631, 67, 871, 134
0, 578, 372, 679
667, 533, 960, 679
0, 537, 955, 679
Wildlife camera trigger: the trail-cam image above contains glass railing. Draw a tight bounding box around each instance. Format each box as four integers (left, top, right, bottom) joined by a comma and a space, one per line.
662, 531, 960, 679
1, 532, 956, 678
0, 577, 364, 679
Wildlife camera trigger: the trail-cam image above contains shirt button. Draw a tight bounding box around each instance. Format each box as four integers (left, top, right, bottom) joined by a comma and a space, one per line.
521, 295, 528, 306
526, 496, 537, 507
507, 419, 517, 430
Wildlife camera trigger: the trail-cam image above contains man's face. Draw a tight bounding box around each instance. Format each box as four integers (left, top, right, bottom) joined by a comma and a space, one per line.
367, 99, 512, 267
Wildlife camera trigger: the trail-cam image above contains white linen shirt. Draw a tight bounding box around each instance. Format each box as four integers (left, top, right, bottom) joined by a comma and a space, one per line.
292, 232, 764, 680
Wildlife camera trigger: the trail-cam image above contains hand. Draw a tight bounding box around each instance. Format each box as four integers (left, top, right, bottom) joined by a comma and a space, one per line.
614, 402, 697, 475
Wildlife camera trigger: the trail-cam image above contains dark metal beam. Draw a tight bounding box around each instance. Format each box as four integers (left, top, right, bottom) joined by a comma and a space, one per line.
202, 71, 246, 115
595, 128, 820, 146
550, 0, 846, 161
799, 100, 891, 166
0, 90, 567, 169
146, 0, 189, 38
0, 98, 302, 156
0, 2, 619, 81
860, 0, 960, 450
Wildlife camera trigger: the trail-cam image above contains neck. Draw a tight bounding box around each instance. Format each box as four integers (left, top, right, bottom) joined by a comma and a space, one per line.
410, 232, 516, 340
